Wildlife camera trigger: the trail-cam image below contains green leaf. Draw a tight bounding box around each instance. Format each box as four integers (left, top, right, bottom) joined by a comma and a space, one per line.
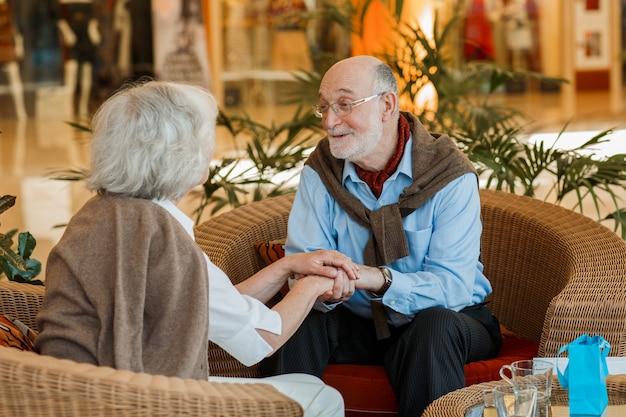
0, 195, 16, 216
0, 243, 26, 272
18, 232, 37, 259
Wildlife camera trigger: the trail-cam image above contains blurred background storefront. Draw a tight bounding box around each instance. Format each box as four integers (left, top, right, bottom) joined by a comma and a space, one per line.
1, 0, 625, 277
0, 0, 623, 121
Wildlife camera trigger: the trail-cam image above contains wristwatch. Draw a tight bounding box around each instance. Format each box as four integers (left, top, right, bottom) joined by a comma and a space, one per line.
369, 266, 392, 298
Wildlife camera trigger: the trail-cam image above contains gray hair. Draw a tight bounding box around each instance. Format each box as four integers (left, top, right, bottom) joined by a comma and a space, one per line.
373, 62, 398, 96
86, 80, 218, 202
373, 62, 399, 117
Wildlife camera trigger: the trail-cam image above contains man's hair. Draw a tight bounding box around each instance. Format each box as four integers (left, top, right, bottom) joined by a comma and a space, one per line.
373, 62, 398, 96
373, 62, 399, 117
86, 80, 218, 202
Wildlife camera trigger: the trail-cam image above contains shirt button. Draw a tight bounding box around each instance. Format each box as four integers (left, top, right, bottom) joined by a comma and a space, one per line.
378, 200, 384, 206
390, 300, 395, 305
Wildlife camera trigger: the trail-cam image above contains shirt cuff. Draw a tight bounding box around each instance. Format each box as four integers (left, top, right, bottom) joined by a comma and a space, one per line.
214, 304, 281, 367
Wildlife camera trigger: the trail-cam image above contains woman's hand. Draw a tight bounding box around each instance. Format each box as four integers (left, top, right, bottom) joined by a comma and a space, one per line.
284, 250, 358, 303
284, 249, 359, 281
292, 267, 355, 303
319, 267, 355, 302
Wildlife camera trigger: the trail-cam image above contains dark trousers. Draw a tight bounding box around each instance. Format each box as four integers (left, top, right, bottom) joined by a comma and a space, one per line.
260, 304, 501, 417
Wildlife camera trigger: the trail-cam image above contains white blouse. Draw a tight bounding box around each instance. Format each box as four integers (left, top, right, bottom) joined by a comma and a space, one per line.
154, 200, 282, 367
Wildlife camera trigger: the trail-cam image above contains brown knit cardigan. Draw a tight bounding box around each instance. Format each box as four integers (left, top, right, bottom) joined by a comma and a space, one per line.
35, 194, 209, 380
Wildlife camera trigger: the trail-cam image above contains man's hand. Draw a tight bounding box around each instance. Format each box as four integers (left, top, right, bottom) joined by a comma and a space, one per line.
294, 267, 355, 303
320, 267, 355, 302
285, 250, 359, 281
354, 265, 387, 293
284, 250, 358, 302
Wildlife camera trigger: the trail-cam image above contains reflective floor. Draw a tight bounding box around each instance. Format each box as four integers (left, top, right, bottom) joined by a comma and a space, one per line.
1, 87, 626, 277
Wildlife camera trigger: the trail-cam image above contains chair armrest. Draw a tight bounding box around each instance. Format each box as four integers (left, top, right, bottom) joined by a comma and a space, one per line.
479, 189, 576, 343
0, 346, 303, 416
195, 194, 294, 285
540, 260, 626, 356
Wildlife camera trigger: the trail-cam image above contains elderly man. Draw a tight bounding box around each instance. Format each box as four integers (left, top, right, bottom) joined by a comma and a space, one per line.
260, 55, 502, 415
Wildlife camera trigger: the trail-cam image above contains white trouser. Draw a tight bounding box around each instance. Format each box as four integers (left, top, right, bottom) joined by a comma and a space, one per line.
208, 373, 344, 417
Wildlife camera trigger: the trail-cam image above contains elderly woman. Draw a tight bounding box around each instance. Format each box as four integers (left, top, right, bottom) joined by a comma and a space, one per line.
35, 80, 357, 417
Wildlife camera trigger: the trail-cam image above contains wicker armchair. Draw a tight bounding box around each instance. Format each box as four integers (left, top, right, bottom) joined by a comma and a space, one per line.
194, 188, 626, 415
0, 281, 302, 416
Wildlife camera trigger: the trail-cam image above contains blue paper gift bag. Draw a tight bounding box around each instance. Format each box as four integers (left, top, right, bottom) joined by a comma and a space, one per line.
557, 334, 610, 417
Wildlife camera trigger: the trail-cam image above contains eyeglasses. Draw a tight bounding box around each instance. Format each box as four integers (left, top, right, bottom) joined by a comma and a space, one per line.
312, 93, 384, 119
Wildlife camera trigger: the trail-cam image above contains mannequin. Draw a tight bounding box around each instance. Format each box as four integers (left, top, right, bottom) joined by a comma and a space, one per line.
157, 0, 209, 86
113, 0, 132, 79
501, 0, 533, 69
113, 0, 153, 80
0, 0, 27, 120
57, 0, 101, 118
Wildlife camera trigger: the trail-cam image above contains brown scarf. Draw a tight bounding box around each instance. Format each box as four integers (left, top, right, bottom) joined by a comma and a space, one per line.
306, 111, 477, 266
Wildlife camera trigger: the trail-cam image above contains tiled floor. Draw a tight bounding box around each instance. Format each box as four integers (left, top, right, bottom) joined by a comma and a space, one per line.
1, 87, 625, 278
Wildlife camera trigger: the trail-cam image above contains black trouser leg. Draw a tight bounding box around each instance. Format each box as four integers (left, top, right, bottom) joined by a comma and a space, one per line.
260, 305, 384, 377
385, 306, 499, 417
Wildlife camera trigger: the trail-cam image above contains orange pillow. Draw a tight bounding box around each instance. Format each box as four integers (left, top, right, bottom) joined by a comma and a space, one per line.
0, 314, 37, 352
254, 239, 286, 266
254, 239, 288, 295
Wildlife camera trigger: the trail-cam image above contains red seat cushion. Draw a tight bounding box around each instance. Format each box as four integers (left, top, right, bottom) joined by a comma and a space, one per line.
322, 336, 539, 417
464, 336, 539, 386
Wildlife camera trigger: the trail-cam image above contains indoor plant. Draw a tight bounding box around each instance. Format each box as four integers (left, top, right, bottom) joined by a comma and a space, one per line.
0, 195, 43, 285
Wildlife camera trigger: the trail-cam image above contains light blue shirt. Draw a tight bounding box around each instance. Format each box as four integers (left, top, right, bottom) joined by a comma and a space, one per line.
285, 137, 492, 327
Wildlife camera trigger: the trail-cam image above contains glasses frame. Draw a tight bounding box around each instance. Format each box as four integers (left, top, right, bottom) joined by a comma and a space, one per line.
312, 93, 384, 119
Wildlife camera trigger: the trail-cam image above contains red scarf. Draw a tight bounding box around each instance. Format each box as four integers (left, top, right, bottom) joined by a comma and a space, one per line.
355, 114, 411, 198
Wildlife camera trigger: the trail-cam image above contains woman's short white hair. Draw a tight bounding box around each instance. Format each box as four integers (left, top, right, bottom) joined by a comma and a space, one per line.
86, 80, 218, 201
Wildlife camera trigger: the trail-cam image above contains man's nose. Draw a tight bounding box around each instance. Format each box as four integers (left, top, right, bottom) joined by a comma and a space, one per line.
323, 110, 342, 129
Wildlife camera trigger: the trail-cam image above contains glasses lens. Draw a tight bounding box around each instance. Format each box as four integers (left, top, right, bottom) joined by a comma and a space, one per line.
335, 102, 353, 116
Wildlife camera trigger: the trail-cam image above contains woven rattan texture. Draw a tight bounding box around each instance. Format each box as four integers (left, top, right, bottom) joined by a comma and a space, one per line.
0, 346, 301, 417
3, 189, 622, 417
479, 189, 626, 354
0, 280, 44, 331
195, 193, 294, 287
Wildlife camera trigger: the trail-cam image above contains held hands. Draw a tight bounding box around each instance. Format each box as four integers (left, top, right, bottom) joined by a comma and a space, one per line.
285, 250, 358, 302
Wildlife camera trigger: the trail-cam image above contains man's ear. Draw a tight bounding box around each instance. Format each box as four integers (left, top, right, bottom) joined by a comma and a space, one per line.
380, 92, 397, 122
